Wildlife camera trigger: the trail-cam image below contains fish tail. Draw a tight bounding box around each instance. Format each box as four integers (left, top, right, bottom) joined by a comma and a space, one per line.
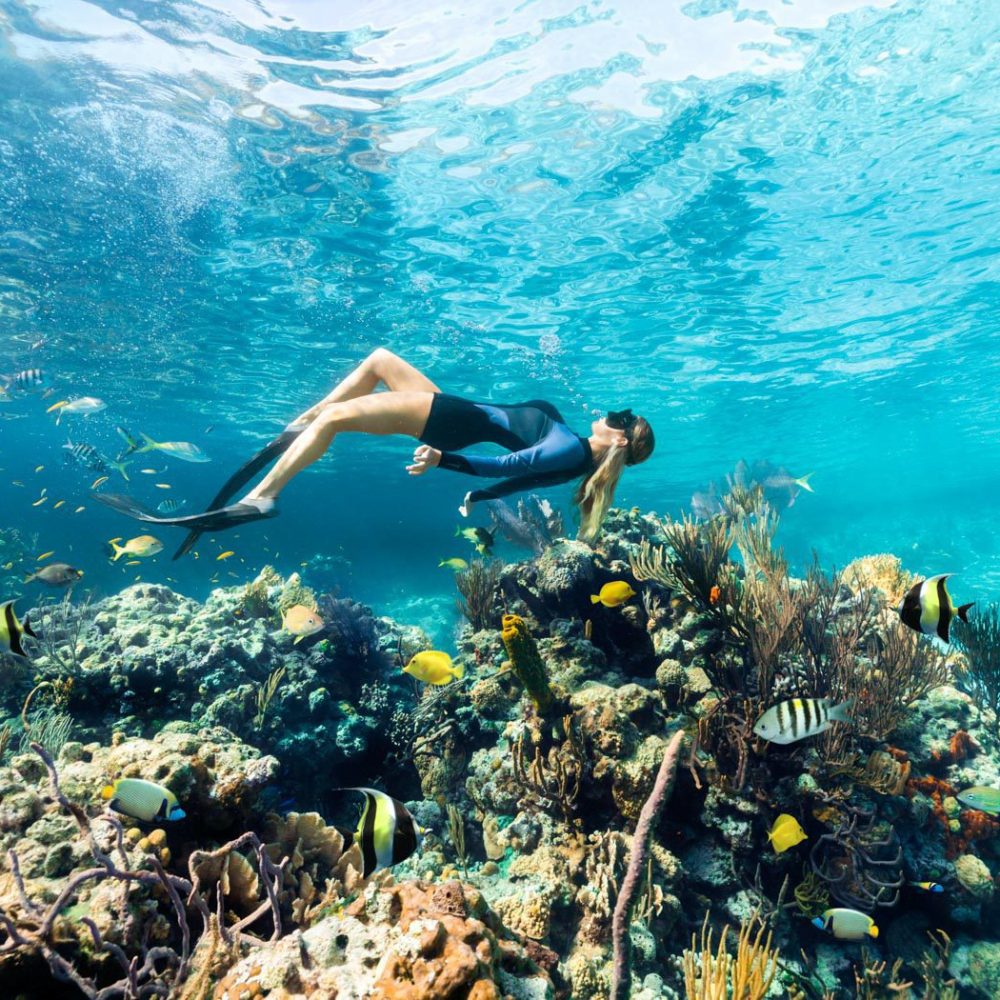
109, 541, 124, 562
454, 526, 461, 537
795, 472, 815, 492
958, 602, 975, 623
452, 661, 465, 681
23, 574, 36, 584
112, 459, 132, 482
868, 924, 879, 939
137, 432, 158, 453
590, 594, 601, 604
829, 698, 854, 723
101, 784, 114, 800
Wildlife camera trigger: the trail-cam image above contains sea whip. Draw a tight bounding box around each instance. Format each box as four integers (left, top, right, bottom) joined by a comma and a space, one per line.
610, 729, 686, 1000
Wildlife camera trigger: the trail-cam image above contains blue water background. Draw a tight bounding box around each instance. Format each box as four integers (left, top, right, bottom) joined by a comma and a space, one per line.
1, 0, 999, 643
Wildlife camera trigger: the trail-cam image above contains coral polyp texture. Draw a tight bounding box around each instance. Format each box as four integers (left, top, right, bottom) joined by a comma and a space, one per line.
2, 500, 1000, 998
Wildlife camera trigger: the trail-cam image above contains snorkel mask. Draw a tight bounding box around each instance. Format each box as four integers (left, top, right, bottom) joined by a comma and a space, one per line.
606, 408, 637, 433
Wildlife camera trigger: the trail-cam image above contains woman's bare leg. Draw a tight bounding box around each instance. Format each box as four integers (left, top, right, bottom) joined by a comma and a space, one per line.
246, 391, 435, 501
289, 348, 441, 426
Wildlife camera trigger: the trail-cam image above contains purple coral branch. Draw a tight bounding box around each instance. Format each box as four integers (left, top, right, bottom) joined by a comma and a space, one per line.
610, 729, 685, 1000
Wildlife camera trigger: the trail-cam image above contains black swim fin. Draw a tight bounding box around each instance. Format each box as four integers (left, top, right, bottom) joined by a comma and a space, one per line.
95, 493, 276, 531
171, 428, 302, 560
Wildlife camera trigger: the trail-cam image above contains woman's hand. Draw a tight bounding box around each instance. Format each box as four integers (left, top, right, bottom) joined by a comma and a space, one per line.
407, 444, 441, 475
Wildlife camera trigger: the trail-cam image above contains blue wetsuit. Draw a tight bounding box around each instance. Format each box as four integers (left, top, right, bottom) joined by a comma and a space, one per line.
418, 393, 594, 503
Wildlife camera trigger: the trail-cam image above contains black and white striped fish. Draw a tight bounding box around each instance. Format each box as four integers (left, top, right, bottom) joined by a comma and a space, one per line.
1, 600, 38, 661
753, 697, 853, 745
340, 786, 423, 878
157, 498, 188, 514
897, 574, 973, 643
63, 439, 107, 472
2, 368, 46, 390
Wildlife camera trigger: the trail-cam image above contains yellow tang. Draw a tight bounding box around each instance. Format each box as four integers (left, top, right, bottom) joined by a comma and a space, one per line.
403, 650, 464, 686
101, 778, 186, 822
767, 813, 807, 853
590, 581, 637, 608
281, 604, 325, 644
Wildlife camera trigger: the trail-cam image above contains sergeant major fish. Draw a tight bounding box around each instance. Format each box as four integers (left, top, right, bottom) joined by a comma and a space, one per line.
753, 697, 853, 745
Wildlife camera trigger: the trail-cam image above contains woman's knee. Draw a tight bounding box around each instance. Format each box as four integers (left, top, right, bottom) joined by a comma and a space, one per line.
368, 347, 398, 372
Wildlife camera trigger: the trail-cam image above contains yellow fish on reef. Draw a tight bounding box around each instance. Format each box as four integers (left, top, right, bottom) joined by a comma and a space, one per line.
109, 535, 163, 561
590, 581, 636, 607
281, 604, 325, 643
91, 476, 109, 489
438, 558, 469, 571
812, 908, 878, 941
403, 650, 464, 686
216, 551, 235, 561
767, 814, 807, 853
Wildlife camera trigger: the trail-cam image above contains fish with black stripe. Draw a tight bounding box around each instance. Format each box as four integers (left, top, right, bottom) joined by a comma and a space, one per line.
63, 439, 107, 472
753, 697, 853, 745
339, 786, 423, 878
897, 574, 973, 643
0, 600, 39, 661
2, 368, 47, 391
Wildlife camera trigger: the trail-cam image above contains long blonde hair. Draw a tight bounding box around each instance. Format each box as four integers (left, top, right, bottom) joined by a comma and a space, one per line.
574, 416, 655, 543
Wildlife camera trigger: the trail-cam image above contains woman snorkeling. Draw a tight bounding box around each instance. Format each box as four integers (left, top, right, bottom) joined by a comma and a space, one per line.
96, 348, 655, 559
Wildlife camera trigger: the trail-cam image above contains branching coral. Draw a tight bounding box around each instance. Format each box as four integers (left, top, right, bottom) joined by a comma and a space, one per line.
511, 717, 583, 823
33, 590, 97, 676
953, 602, 1000, 739
682, 911, 779, 1000
455, 558, 505, 632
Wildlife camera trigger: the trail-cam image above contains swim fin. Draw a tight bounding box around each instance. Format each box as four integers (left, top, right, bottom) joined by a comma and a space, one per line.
172, 427, 303, 559
95, 493, 276, 531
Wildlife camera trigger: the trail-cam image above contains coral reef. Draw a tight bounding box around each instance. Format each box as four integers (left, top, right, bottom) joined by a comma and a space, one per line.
2, 497, 1000, 999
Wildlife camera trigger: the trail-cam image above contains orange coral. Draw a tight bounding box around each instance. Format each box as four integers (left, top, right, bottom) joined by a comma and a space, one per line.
930, 730, 978, 766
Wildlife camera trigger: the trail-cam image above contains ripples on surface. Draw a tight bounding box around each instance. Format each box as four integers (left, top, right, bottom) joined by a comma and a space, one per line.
1, 0, 999, 606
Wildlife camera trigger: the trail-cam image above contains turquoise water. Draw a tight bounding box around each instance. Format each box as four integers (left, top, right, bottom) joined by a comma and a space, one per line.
1, 0, 999, 631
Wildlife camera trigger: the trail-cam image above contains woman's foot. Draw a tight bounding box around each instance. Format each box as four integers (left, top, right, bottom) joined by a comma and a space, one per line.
458, 492, 476, 518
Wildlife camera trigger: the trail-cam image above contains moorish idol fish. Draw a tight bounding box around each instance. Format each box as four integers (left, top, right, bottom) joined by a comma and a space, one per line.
340, 786, 423, 878
897, 574, 973, 643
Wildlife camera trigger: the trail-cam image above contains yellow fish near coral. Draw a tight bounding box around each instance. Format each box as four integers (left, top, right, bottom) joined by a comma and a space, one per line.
109, 535, 163, 561
591, 581, 636, 607
767, 814, 807, 853
812, 908, 878, 941
281, 604, 325, 643
403, 650, 464, 686
438, 558, 469, 571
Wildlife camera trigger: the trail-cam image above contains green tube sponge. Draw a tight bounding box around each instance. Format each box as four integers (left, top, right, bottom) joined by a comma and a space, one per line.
501, 614, 555, 716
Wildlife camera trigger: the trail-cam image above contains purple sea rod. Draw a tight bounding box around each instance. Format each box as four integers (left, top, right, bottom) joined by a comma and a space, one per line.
610, 729, 686, 1000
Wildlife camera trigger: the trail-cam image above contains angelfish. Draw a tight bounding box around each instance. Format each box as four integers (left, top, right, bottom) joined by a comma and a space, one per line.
812, 908, 878, 941
897, 574, 973, 643
101, 778, 186, 822
339, 787, 423, 878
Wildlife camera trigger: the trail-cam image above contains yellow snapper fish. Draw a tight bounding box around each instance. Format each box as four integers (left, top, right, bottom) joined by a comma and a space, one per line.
109, 535, 163, 561
753, 697, 853, 745
136, 433, 210, 463
1, 600, 39, 661
812, 908, 878, 941
591, 581, 637, 607
281, 604, 325, 643
338, 786, 423, 878
897, 574, 973, 643
767, 813, 807, 853
51, 396, 106, 425
403, 650, 465, 686
438, 558, 469, 571
101, 778, 186, 822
